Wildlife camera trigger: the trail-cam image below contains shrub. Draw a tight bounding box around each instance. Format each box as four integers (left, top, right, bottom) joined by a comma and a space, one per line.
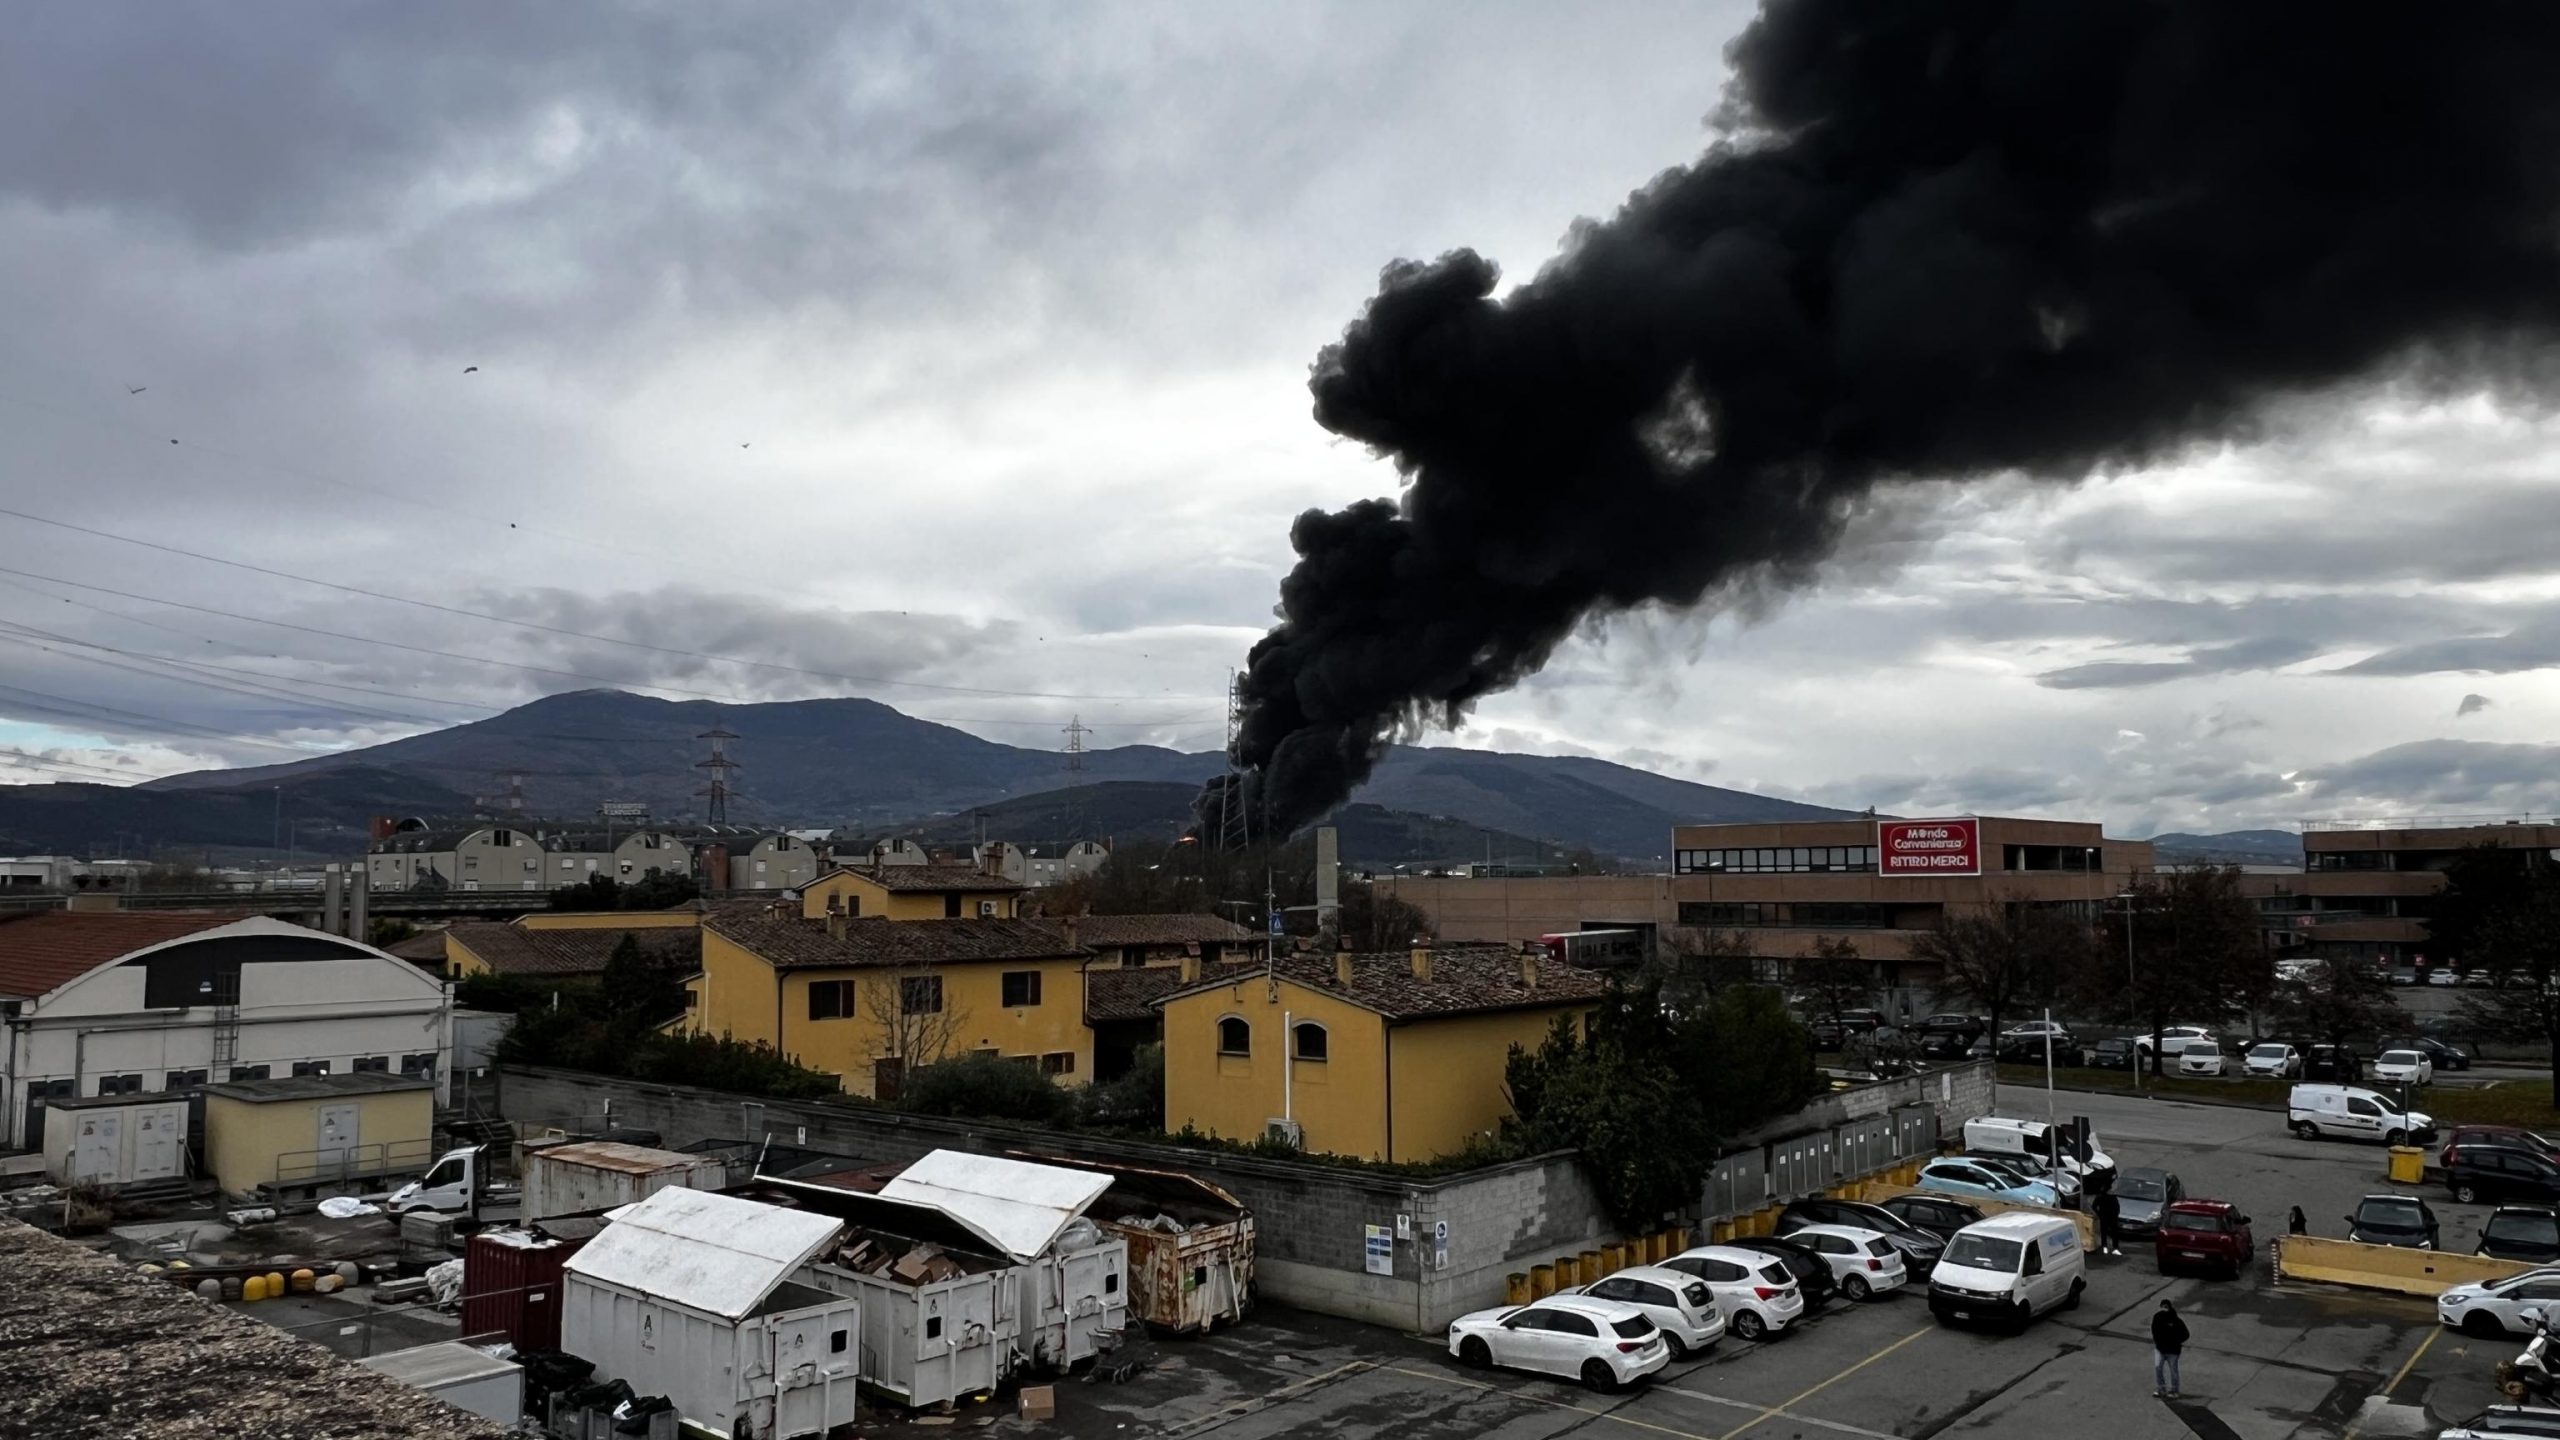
897, 1052, 1075, 1126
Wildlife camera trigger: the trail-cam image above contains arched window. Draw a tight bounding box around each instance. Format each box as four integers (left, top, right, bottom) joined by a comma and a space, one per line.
1292, 1022, 1328, 1061
1217, 1016, 1251, 1056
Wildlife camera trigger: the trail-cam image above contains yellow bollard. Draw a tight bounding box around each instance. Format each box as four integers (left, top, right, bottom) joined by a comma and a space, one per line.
1507, 1272, 1532, 1306
290, 1268, 316, 1294
240, 1275, 263, 1302
1669, 1226, 1690, 1253
1530, 1263, 1556, 1298
1580, 1249, 1605, 1282
1601, 1243, 1625, 1274
1554, 1255, 1580, 1288
264, 1272, 286, 1300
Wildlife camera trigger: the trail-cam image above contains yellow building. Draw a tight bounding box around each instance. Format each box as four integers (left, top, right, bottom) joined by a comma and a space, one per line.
441, 921, 698, 983
699, 907, 1092, 1100
200, 1071, 435, 1194
1056, 912, 1254, 969
1158, 944, 1606, 1165
801, 864, 1027, 922
516, 908, 703, 932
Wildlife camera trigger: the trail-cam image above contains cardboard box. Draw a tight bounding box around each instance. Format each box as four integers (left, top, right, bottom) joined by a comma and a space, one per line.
1018, 1385, 1057, 1422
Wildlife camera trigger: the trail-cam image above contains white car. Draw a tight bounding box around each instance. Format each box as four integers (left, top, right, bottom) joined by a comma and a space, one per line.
2002, 1020, 2071, 1045
1660, 1244, 1809, 1341
2373, 1049, 2436, 1086
2175, 1038, 2228, 1077
2244, 1043, 2302, 1079
1785, 1224, 1909, 1301
1571, 1265, 1728, 1357
2134, 1025, 2214, 1058
1446, 1293, 1670, 1392
2438, 1268, 2560, 1338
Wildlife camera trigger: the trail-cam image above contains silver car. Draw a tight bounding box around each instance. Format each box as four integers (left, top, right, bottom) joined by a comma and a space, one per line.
2111, 1167, 2184, 1239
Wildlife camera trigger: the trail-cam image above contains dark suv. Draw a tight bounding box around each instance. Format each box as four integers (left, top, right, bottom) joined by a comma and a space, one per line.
2449, 1144, 2560, 1207
2086, 1036, 2138, 1071
1725, 1234, 1838, 1309
1775, 1197, 1947, 1277
2305, 1045, 2363, 1082
1808, 1009, 1887, 1050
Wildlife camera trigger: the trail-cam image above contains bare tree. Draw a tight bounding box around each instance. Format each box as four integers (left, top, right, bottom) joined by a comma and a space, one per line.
2110, 866, 2271, 1075
1791, 936, 1874, 1044
1910, 898, 2091, 1068
1656, 928, 1756, 1009
862, 967, 966, 1100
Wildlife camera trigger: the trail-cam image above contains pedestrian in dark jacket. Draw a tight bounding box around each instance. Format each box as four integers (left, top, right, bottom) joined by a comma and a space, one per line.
2288, 1205, 2307, 1236
2152, 1299, 2189, 1398
2094, 1189, 2123, 1257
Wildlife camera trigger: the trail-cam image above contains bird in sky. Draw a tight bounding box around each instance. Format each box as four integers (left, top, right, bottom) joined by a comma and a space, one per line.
740, 443, 751, 449
126, 386, 146, 395
463, 365, 479, 374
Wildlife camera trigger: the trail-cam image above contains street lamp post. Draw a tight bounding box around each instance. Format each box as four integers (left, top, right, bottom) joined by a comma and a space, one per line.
2114, 889, 2142, 1091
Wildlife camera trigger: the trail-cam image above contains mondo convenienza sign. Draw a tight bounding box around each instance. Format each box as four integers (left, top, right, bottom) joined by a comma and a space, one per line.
1877, 817, 1982, 877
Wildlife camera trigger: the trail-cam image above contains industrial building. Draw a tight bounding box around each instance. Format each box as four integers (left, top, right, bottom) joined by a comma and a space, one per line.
2237, 816, 2560, 970
365, 820, 819, 894
800, 860, 1027, 921
0, 907, 452, 1154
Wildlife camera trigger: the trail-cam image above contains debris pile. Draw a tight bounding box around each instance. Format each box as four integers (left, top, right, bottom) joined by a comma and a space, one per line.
833, 1233, 964, 1286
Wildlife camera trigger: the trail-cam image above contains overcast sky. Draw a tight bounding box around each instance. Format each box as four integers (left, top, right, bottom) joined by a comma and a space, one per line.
3, 2, 2556, 839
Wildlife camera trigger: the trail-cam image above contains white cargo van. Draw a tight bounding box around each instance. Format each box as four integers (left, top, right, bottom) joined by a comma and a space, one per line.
1925, 1213, 2085, 1330
2288, 1084, 2435, 1146
1963, 1117, 2116, 1190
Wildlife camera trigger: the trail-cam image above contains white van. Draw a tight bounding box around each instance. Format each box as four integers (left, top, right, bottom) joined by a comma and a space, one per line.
1926, 1213, 2085, 1330
1963, 1116, 2117, 1190
2288, 1083, 2435, 1146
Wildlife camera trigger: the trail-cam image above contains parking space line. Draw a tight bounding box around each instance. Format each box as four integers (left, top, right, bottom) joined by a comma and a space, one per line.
2340, 1324, 2441, 1440
1654, 1385, 1900, 1440
1385, 1364, 1721, 1440
1168, 1359, 1376, 1434
1713, 1326, 1932, 1440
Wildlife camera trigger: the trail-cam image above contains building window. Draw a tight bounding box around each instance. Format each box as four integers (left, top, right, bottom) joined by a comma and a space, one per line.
561, 858, 575, 871
291, 1060, 332, 1078
1293, 1022, 1328, 1061
1677, 901, 1890, 929
229, 1064, 270, 1082
1217, 1016, 1251, 1056
808, 980, 855, 1020
1001, 971, 1043, 1007
1041, 1051, 1075, 1076
97, 1073, 144, 1096
163, 1069, 208, 1091
900, 976, 945, 1015
492, 829, 514, 846
523, 858, 538, 873
399, 1053, 437, 1077
463, 856, 479, 871
833, 1328, 851, 1353
1674, 846, 1878, 875
944, 894, 963, 918
351, 1056, 390, 1074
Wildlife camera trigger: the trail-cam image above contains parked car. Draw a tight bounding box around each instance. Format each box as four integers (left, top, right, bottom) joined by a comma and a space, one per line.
2291, 1083, 2435, 1146
1776, 1197, 1946, 1277
2154, 1199, 2254, 1278
1807, 1008, 1888, 1049
2000, 1020, 2074, 1049
1446, 1294, 1670, 1392
1926, 1213, 2086, 1330
2111, 1167, 2185, 1239
2175, 1037, 2229, 1077
1784, 1224, 1910, 1302
1724, 1235, 1838, 1310
2439, 1267, 2560, 1338
2373, 1049, 2436, 1087
2085, 1036, 2138, 1071
2348, 1194, 2442, 1249
1964, 1116, 2117, 1190
1877, 1193, 1988, 1244
1658, 1245, 1808, 1341
1961, 1153, 2082, 1207
2133, 1025, 2214, 1059
2402, 1036, 2474, 1072
2449, 1144, 2560, 1206
2304, 1044, 2363, 1082
2479, 1208, 2560, 1265
1916, 1158, 2061, 1208
2243, 1042, 2303, 1079
2437, 1403, 2560, 1439
1570, 1266, 1728, 1359
2447, 1127, 2560, 1173
1918, 1012, 1985, 1042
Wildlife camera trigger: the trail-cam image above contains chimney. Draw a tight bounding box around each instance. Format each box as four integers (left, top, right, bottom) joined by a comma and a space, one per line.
1335, 939, 1356, 988
1520, 944, 1541, 991
348, 867, 369, 943
1410, 940, 1433, 983
323, 864, 345, 938
1061, 915, 1079, 951
827, 909, 849, 942
981, 841, 1006, 878
1179, 951, 1201, 983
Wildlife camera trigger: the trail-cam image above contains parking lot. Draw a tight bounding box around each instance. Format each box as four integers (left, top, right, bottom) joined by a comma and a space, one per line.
981, 1090, 2524, 1440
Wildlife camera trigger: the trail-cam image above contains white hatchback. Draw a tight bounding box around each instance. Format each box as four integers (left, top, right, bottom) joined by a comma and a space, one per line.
1447, 1293, 1670, 1391
2439, 1267, 2560, 1338
2175, 1038, 2227, 1077
1660, 1245, 1809, 1340
1784, 1223, 1909, 1301
1572, 1265, 1728, 1357
2374, 1049, 2435, 1086
2244, 1043, 2302, 1078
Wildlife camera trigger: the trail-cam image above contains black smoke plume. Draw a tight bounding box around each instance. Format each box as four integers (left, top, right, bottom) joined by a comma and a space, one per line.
1209, 0, 2560, 842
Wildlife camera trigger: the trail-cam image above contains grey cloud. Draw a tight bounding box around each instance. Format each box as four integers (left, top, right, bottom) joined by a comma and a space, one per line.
2035, 637, 2323, 691
2298, 738, 2560, 815
2337, 616, 2560, 677
2458, 692, 2493, 717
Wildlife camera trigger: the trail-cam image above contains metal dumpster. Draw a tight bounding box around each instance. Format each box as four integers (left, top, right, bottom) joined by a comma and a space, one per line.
1016, 1152, 1254, 1334
792, 1188, 1023, 1410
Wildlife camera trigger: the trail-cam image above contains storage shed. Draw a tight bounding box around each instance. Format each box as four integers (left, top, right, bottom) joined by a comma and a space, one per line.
523, 1140, 727, 1223
199, 1072, 434, 1196
1020, 1153, 1255, 1335
562, 1186, 860, 1440
880, 1151, 1129, 1370
765, 1179, 1024, 1411
461, 1227, 589, 1352
39, 1093, 189, 1188
360, 1340, 524, 1426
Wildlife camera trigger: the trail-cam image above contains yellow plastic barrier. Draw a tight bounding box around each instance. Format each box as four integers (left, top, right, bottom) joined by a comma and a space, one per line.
2276, 1235, 2537, 1298
2387, 1147, 2426, 1185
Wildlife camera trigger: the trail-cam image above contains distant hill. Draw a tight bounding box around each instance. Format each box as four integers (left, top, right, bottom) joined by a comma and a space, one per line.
2146, 828, 2303, 866
5, 689, 1849, 860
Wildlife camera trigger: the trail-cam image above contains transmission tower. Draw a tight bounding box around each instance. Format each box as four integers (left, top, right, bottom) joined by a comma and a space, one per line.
491, 771, 528, 819
1061, 714, 1091, 843
695, 726, 740, 824
1216, 671, 1250, 853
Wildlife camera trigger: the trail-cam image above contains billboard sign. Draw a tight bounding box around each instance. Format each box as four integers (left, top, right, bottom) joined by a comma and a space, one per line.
597, 801, 650, 821
1877, 817, 1981, 877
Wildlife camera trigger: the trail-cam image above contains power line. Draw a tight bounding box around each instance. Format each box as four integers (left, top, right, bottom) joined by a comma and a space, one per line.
0, 624, 454, 730
0, 681, 320, 757
0, 503, 1213, 704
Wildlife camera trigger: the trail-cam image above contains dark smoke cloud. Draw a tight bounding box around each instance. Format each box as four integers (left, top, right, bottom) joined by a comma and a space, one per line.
1213, 0, 2560, 840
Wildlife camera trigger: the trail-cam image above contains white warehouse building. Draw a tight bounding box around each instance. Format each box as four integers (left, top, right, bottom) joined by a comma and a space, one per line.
0, 907, 451, 1153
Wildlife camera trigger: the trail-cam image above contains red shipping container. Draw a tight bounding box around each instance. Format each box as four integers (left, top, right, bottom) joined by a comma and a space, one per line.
461, 1229, 586, 1351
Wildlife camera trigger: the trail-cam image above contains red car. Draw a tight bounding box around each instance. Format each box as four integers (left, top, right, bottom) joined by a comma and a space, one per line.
2155, 1200, 2255, 1278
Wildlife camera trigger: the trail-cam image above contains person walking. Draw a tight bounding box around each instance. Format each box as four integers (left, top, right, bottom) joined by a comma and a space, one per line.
2094, 1186, 2123, 1258
2152, 1299, 2190, 1398
2288, 1205, 2307, 1236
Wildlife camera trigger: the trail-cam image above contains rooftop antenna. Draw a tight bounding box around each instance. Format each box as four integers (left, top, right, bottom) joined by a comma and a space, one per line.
695, 726, 740, 824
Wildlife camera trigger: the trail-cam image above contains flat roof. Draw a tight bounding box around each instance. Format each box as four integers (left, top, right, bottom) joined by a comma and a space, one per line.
44, 1091, 193, 1112
200, 1072, 434, 1103
360, 1340, 522, 1389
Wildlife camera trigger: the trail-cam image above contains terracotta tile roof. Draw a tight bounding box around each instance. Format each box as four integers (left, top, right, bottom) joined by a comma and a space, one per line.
819, 863, 1026, 894
1064, 913, 1254, 948
0, 909, 258, 999
1084, 966, 1205, 1023
446, 922, 698, 978
385, 930, 451, 963
1155, 945, 1608, 1021
706, 911, 1085, 970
